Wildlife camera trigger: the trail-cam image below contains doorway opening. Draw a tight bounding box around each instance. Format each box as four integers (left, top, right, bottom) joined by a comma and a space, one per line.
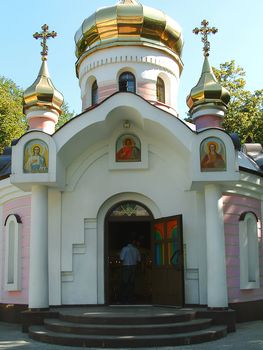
105, 201, 153, 305
104, 201, 184, 306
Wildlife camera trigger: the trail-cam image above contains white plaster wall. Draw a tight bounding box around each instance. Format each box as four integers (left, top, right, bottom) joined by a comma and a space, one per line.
78, 46, 180, 111
180, 189, 208, 305
48, 190, 62, 305
60, 130, 201, 305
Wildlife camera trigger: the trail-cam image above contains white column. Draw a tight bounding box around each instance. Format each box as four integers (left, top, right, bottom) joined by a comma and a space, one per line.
205, 184, 228, 308
29, 185, 49, 309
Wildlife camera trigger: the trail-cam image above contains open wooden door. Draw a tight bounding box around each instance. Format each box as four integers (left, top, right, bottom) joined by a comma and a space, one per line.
152, 215, 184, 306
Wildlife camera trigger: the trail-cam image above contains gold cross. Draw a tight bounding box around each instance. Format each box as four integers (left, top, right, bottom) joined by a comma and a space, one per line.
193, 19, 218, 57
33, 24, 57, 61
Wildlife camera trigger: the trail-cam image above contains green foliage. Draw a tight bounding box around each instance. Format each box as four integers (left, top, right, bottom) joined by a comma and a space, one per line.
56, 102, 75, 130
213, 61, 263, 143
0, 76, 27, 153
0, 75, 75, 154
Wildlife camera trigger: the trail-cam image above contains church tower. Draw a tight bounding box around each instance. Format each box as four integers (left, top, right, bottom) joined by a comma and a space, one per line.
186, 20, 230, 130
75, 0, 183, 115
23, 24, 64, 135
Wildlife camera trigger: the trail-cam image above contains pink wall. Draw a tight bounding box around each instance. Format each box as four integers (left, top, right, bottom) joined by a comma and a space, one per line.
97, 81, 157, 103
97, 83, 117, 104
223, 194, 263, 303
137, 82, 156, 101
195, 115, 223, 130
0, 196, 31, 305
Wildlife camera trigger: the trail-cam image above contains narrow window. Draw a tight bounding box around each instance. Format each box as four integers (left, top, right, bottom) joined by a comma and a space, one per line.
4, 214, 22, 291
7, 221, 15, 284
91, 80, 98, 105
239, 212, 260, 289
247, 217, 257, 282
119, 72, 136, 93
156, 77, 165, 103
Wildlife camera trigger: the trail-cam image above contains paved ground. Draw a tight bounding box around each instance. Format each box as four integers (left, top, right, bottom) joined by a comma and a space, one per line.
0, 320, 263, 350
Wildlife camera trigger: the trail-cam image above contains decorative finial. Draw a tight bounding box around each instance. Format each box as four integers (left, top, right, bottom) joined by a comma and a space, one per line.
118, 0, 140, 4
193, 19, 218, 57
33, 24, 57, 61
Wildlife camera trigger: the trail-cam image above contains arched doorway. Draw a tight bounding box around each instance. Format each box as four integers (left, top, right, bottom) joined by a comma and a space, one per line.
105, 201, 153, 304
104, 200, 185, 306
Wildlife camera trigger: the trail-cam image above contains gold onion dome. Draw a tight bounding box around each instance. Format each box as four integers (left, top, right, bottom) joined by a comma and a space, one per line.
75, 0, 183, 74
186, 56, 230, 112
23, 60, 64, 114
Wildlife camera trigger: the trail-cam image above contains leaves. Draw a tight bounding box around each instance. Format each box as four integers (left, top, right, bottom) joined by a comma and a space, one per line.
213, 61, 263, 143
0, 75, 75, 153
0, 76, 27, 154
55, 102, 75, 130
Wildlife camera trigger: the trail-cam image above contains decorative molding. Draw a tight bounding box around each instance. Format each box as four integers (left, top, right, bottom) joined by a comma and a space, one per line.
61, 271, 73, 282
79, 54, 178, 86
4, 213, 22, 226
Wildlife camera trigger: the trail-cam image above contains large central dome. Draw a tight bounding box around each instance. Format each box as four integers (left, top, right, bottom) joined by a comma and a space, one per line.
75, 0, 183, 70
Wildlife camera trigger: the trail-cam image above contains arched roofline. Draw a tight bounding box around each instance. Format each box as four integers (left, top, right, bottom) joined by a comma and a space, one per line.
54, 91, 195, 136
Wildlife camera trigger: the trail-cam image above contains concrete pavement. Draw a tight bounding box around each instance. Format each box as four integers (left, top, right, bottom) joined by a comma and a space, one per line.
0, 320, 263, 349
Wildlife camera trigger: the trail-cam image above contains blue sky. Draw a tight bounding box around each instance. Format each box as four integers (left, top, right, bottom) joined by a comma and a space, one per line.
0, 0, 262, 118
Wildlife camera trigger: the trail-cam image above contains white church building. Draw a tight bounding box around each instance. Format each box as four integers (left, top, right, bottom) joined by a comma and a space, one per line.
0, 0, 263, 326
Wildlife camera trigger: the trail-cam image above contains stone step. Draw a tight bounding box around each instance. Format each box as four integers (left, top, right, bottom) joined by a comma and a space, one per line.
59, 309, 196, 325
44, 317, 212, 335
29, 324, 227, 348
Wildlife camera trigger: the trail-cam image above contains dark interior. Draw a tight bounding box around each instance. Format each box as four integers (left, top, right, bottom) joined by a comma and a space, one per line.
108, 220, 152, 304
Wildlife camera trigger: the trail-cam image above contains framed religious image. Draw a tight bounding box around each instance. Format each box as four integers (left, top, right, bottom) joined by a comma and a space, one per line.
200, 137, 226, 172
23, 140, 49, 173
116, 134, 141, 162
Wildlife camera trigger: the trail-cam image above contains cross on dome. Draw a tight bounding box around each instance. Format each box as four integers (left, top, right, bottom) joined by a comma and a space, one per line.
118, 0, 140, 4
33, 24, 57, 61
193, 19, 218, 57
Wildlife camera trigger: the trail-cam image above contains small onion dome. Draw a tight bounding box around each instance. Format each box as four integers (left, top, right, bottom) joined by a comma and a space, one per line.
23, 60, 64, 114
186, 57, 230, 113
75, 0, 183, 75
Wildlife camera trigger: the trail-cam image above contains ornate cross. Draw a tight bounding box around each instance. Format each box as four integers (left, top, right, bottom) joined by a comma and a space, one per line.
33, 24, 57, 61
193, 19, 218, 57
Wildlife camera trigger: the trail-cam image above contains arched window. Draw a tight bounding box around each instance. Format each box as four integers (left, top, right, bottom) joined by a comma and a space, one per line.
119, 72, 136, 93
156, 77, 165, 103
239, 212, 260, 289
91, 80, 98, 105
4, 214, 22, 291
110, 201, 151, 217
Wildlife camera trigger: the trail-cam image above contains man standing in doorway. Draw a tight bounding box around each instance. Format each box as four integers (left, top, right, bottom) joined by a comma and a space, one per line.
120, 239, 141, 303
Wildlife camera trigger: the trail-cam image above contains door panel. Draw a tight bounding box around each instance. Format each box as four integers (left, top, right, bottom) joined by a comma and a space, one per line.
152, 215, 184, 306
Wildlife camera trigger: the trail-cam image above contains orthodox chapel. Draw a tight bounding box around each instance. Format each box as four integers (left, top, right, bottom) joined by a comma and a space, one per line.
0, 0, 263, 344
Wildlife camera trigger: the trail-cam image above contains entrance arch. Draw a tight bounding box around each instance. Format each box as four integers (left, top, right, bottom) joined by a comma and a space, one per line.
97, 193, 184, 306
105, 201, 153, 304
97, 193, 161, 304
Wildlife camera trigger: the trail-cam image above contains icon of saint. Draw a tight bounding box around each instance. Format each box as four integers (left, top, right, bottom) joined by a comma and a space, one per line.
24, 145, 48, 173
116, 137, 141, 162
201, 141, 225, 171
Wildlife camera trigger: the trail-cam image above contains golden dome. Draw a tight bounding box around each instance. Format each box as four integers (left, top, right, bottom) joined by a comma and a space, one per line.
75, 0, 183, 72
186, 57, 230, 112
23, 60, 64, 114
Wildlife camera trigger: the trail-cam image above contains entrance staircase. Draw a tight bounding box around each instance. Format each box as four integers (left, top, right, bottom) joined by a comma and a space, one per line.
29, 306, 228, 348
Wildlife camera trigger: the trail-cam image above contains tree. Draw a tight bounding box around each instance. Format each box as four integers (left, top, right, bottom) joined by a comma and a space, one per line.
56, 102, 75, 130
0, 76, 27, 153
213, 61, 263, 144
0, 75, 75, 153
